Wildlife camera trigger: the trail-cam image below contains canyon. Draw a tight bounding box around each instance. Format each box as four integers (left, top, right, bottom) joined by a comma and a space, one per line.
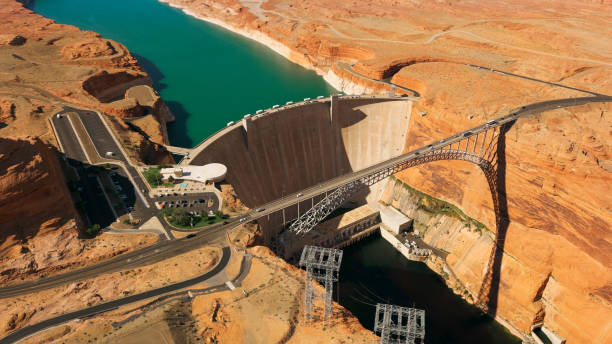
0, 0, 610, 343
163, 0, 611, 342
0, 0, 178, 284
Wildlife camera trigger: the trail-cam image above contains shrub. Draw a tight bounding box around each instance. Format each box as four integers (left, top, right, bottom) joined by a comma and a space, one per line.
86, 224, 101, 236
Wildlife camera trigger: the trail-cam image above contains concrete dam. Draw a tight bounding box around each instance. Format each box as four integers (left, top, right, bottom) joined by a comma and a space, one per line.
187, 95, 413, 243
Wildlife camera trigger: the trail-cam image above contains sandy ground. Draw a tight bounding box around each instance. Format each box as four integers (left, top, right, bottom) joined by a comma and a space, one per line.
0, 246, 221, 338
190, 246, 378, 343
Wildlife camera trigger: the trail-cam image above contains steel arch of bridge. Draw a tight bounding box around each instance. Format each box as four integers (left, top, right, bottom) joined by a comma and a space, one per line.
288, 126, 504, 236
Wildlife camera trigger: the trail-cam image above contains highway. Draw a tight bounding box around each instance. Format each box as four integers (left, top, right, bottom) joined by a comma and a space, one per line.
0, 94, 608, 343
0, 247, 232, 344
238, 96, 612, 222
2, 95, 610, 300
0, 221, 231, 298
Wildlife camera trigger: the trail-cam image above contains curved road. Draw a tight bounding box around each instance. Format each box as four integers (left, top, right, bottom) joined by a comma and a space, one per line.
0, 246, 231, 344
1, 95, 610, 301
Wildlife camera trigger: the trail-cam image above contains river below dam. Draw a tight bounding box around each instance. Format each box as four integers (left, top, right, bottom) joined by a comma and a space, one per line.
339, 234, 520, 344
31, 1, 520, 343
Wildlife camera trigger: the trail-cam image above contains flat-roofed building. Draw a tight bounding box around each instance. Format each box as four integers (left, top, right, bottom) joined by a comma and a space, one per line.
160, 163, 227, 184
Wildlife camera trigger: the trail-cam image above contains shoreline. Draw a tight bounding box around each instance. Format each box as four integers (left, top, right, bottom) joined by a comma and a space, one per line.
155, 1, 528, 340
158, 0, 376, 95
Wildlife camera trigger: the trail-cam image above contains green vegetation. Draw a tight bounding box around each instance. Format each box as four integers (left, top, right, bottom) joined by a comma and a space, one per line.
161, 208, 226, 229
125, 143, 140, 150
86, 223, 101, 236
143, 166, 176, 188
143, 167, 164, 187
390, 176, 488, 234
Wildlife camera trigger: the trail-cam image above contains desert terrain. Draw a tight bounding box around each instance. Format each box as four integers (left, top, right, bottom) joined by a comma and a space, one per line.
153, 0, 612, 342
1, 0, 611, 343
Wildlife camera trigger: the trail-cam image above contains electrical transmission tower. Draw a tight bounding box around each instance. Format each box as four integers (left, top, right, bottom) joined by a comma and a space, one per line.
374, 303, 426, 344
299, 245, 343, 325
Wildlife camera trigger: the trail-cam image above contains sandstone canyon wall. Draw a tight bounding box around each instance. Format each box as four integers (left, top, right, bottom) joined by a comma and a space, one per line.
0, 0, 169, 283
0, 138, 157, 285
0, 0, 173, 160
165, 0, 612, 342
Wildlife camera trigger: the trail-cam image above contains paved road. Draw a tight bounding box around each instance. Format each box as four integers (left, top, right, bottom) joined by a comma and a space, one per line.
0, 247, 231, 344
3, 95, 609, 301
234, 96, 612, 223
52, 114, 117, 227
75, 109, 222, 228
0, 221, 230, 299
51, 114, 87, 162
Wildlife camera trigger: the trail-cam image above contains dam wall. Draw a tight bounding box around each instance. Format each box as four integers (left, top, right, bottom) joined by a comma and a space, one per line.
189, 96, 412, 242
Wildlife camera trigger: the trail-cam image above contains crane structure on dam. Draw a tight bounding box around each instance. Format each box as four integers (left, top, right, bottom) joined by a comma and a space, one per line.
287, 121, 507, 237
374, 303, 426, 344
299, 245, 343, 325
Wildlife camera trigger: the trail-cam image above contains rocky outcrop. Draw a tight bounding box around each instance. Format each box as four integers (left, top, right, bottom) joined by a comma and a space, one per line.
386, 97, 611, 343
0, 0, 172, 164
191, 246, 379, 343
0, 98, 16, 125
82, 70, 150, 103
0, 34, 26, 46
161, 0, 611, 341
0, 137, 159, 285
0, 137, 82, 284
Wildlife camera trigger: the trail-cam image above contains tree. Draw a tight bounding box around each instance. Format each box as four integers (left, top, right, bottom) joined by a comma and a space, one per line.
172, 210, 191, 227
161, 207, 175, 217
143, 168, 163, 187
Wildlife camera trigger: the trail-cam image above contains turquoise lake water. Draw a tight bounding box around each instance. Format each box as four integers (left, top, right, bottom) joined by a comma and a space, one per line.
30, 0, 336, 147
30, 2, 520, 342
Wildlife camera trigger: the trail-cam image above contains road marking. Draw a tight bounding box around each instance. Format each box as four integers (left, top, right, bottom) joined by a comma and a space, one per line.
49, 116, 65, 153
92, 111, 151, 208
225, 281, 236, 290
66, 114, 93, 164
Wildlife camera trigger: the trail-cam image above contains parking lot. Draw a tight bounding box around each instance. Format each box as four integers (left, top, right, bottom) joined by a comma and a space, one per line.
153, 192, 219, 213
